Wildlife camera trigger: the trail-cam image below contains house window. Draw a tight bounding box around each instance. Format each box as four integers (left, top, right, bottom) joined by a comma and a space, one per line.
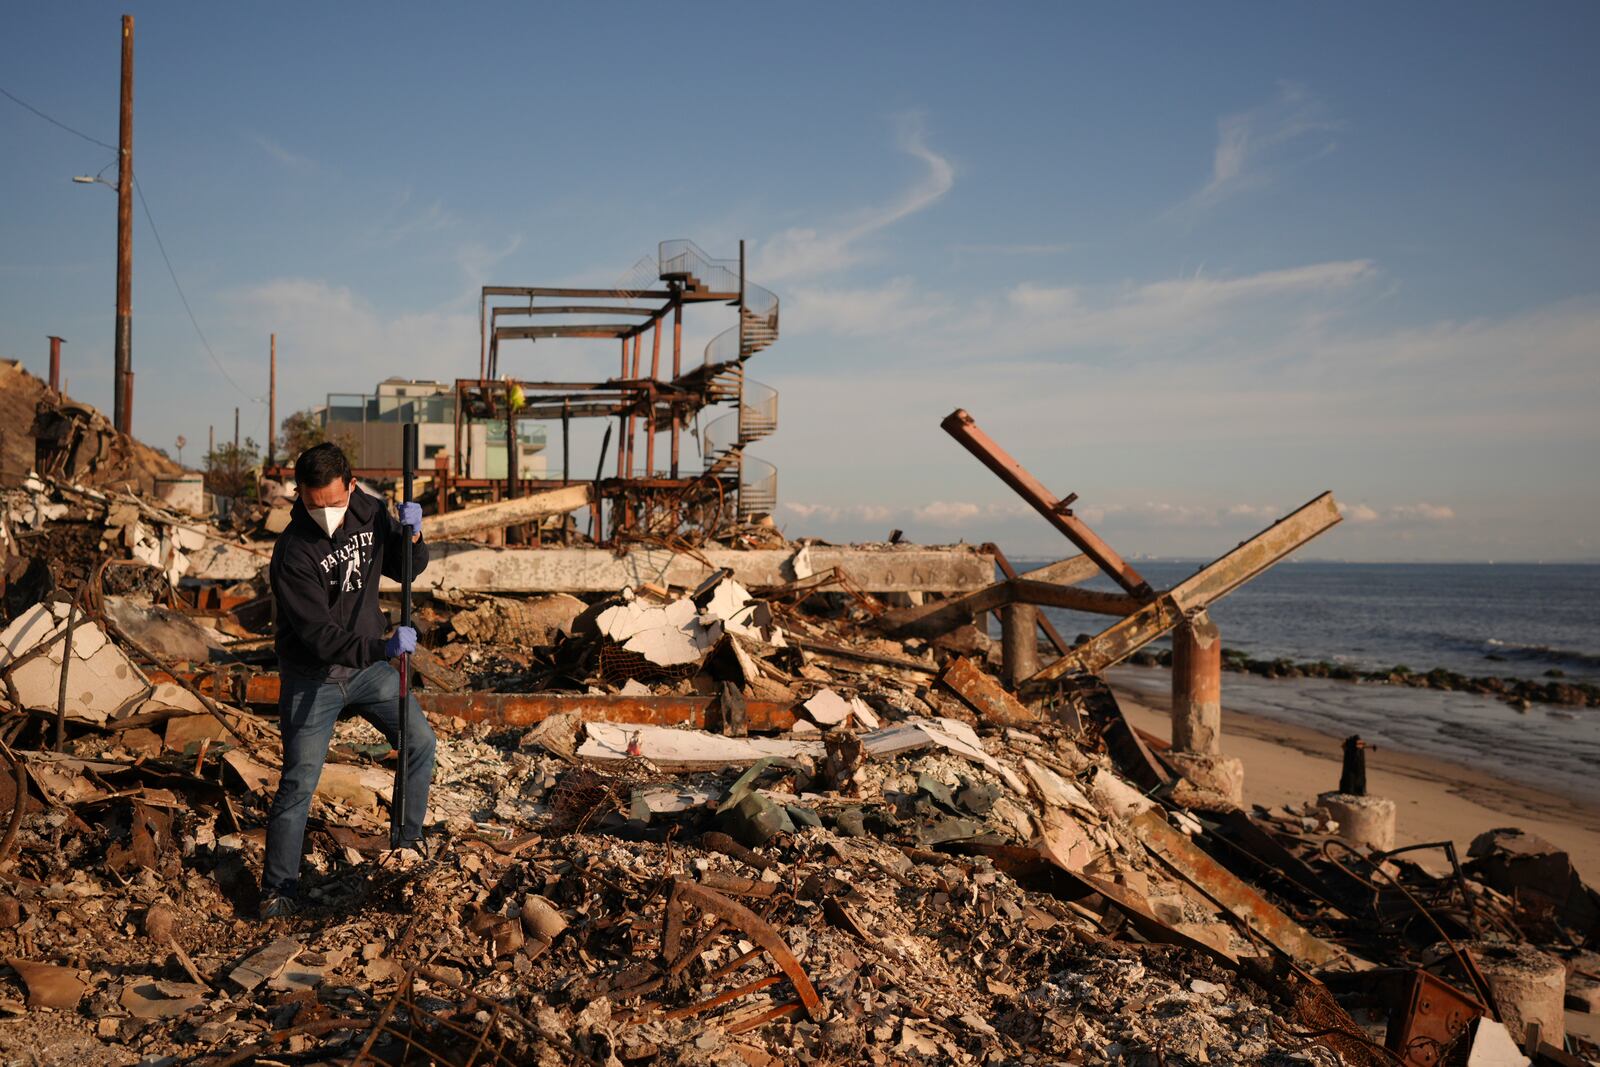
424, 444, 446, 459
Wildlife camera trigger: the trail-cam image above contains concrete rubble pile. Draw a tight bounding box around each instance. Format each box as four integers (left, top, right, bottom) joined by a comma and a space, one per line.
0, 474, 1594, 1066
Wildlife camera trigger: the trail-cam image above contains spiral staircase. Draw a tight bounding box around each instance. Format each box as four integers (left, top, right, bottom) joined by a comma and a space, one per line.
658, 240, 780, 521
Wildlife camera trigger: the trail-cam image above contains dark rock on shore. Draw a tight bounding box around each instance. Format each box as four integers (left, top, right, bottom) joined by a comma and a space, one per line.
1122, 646, 1600, 709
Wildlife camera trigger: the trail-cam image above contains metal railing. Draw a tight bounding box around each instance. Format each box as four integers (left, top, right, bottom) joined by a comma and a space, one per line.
738, 455, 777, 518
701, 411, 737, 468
739, 379, 778, 440
658, 239, 781, 354
658, 239, 743, 293
705, 326, 741, 367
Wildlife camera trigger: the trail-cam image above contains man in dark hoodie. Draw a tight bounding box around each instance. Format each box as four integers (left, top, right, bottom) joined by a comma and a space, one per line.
261, 442, 434, 918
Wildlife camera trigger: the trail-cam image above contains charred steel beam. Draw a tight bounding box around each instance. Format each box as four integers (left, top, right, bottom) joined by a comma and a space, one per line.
1007, 579, 1142, 616
156, 672, 799, 731
493, 305, 656, 317
1131, 809, 1342, 967
941, 409, 1150, 597
876, 577, 1139, 641
984, 544, 1073, 657
483, 286, 673, 299
1029, 492, 1341, 682
496, 325, 635, 340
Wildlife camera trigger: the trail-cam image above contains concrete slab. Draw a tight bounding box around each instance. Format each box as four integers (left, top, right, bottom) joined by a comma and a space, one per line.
378, 545, 993, 595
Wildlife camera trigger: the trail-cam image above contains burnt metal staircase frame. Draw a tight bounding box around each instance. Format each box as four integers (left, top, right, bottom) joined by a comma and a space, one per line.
460, 238, 779, 540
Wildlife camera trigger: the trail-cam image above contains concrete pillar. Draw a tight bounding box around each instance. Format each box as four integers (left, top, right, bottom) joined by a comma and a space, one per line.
1463, 941, 1566, 1047
1001, 603, 1039, 686
1171, 612, 1222, 754
1166, 610, 1244, 805
1315, 792, 1397, 853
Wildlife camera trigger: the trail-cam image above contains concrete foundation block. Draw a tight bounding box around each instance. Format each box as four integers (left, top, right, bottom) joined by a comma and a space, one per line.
1167, 753, 1244, 807
1315, 792, 1396, 853
1463, 940, 1566, 1047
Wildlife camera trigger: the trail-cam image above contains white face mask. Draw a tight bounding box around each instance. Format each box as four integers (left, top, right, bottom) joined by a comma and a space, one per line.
308, 504, 348, 538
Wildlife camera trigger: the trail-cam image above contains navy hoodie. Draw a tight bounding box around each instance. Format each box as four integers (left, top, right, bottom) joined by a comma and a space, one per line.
270, 486, 429, 679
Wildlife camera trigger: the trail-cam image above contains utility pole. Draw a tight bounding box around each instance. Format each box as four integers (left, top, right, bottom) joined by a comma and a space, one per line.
47, 336, 64, 393
113, 14, 134, 435
267, 333, 277, 469
233, 407, 240, 452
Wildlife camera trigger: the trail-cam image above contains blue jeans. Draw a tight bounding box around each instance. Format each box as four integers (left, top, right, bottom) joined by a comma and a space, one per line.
262, 661, 437, 894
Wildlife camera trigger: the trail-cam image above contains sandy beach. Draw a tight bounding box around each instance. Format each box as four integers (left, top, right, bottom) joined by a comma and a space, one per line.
1110, 680, 1600, 883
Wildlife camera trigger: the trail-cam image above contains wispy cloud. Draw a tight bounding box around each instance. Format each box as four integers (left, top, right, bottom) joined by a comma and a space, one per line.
253, 134, 318, 175
365, 189, 461, 248
755, 113, 953, 283
1190, 82, 1339, 209
224, 278, 473, 407
783, 255, 1375, 349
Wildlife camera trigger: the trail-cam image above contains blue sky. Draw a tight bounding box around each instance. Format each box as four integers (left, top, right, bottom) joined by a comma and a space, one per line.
2, 4, 1596, 560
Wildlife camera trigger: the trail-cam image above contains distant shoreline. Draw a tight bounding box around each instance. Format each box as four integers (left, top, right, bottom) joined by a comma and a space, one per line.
1121, 646, 1599, 708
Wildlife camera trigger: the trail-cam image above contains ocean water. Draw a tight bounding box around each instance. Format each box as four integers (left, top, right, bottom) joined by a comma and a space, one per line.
1010, 560, 1600, 684
1006, 559, 1600, 800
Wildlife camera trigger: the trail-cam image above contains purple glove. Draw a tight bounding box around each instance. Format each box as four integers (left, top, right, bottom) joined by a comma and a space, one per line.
384, 626, 417, 658
398, 501, 422, 532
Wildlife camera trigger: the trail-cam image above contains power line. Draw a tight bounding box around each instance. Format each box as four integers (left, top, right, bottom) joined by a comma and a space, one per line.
133, 176, 263, 405
2, 82, 263, 407
0, 85, 117, 152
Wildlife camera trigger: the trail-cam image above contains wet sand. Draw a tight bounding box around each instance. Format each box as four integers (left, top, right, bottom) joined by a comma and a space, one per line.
1109, 678, 1600, 883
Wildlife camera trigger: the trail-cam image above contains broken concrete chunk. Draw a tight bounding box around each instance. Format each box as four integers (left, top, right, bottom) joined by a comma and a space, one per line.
451, 593, 585, 646
597, 596, 721, 666
228, 937, 301, 992
104, 596, 221, 664
1464, 1018, 1531, 1066
579, 723, 821, 767
802, 688, 853, 727
1036, 806, 1095, 871
519, 895, 567, 944
2, 603, 147, 724
6, 959, 85, 1009
1084, 766, 1156, 819
859, 717, 1010, 785
267, 962, 325, 994
1022, 758, 1098, 819
119, 979, 209, 1019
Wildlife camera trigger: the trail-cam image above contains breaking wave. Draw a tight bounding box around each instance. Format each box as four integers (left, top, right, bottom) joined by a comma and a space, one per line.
1483, 638, 1600, 672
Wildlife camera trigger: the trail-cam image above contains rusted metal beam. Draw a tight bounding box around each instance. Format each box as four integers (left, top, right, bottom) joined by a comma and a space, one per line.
497, 325, 635, 340
941, 409, 1150, 596
1017, 553, 1102, 587
1007, 579, 1142, 616
156, 672, 797, 731
483, 286, 673, 299
1131, 809, 1342, 967
875, 577, 1138, 641
494, 305, 656, 317
1029, 492, 1342, 682
983, 544, 1074, 657
940, 656, 1035, 726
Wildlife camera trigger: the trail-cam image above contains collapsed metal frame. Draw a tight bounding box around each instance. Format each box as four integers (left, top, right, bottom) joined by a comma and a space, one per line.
457, 240, 779, 543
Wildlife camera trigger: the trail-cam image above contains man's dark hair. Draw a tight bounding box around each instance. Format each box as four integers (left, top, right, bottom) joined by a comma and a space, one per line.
294, 442, 353, 490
